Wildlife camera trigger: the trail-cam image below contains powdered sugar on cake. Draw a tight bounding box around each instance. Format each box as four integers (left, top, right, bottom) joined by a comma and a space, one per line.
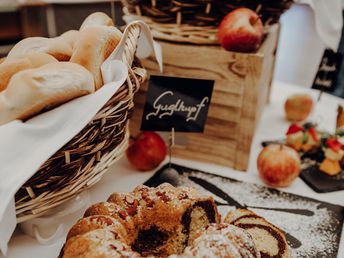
175, 170, 342, 257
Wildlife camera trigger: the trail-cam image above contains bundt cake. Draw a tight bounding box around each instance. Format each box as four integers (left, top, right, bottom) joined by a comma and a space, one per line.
60, 183, 222, 257
60, 184, 290, 258
224, 209, 290, 258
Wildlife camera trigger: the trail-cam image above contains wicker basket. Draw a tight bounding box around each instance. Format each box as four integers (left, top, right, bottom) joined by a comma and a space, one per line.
15, 23, 147, 223
122, 0, 293, 44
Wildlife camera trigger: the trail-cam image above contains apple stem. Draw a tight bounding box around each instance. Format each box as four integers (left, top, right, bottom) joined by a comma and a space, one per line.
252, 16, 261, 26
255, 4, 262, 14
279, 144, 283, 151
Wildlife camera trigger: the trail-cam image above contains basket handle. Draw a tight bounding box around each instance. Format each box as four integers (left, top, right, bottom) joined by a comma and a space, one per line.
121, 20, 162, 71
122, 23, 141, 68
106, 21, 157, 101
121, 22, 144, 100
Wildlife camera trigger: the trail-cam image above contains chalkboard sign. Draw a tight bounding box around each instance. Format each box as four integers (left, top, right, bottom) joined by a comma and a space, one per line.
312, 49, 343, 93
140, 75, 214, 132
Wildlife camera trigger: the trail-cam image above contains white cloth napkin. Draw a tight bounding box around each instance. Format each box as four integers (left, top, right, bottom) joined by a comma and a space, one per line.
297, 0, 343, 50
0, 21, 162, 256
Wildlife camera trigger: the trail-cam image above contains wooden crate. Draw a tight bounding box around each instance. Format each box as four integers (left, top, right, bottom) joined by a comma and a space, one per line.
130, 24, 280, 171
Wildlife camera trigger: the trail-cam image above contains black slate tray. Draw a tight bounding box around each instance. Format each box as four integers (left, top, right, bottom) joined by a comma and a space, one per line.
262, 140, 344, 193
145, 163, 344, 258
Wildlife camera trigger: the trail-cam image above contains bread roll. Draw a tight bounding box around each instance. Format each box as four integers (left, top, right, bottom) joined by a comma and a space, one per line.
57, 30, 79, 50
80, 12, 114, 31
0, 62, 95, 125
6, 37, 73, 61
0, 53, 57, 92
70, 26, 122, 90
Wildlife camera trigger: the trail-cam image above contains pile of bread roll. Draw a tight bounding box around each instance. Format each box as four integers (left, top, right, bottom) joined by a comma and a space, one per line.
0, 12, 122, 125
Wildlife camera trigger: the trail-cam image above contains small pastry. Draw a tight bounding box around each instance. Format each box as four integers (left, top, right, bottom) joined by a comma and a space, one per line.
286, 124, 304, 151
319, 138, 343, 176
302, 126, 320, 152
285, 123, 320, 152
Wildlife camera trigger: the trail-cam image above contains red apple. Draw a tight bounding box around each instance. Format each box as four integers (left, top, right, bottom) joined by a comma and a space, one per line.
284, 94, 313, 122
126, 132, 167, 171
218, 8, 263, 53
257, 144, 301, 187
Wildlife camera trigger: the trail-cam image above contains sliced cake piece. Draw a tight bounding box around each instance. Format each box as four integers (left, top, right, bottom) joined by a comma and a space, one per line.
177, 223, 261, 258
224, 209, 290, 258
224, 209, 254, 223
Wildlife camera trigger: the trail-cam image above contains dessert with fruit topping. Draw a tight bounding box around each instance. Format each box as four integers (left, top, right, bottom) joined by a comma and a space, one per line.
319, 137, 344, 176
285, 123, 320, 152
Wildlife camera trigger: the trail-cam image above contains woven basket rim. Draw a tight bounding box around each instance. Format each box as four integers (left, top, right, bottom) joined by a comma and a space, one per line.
123, 8, 219, 45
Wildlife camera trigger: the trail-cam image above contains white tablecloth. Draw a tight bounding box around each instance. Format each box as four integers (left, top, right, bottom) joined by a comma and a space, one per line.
2, 80, 344, 258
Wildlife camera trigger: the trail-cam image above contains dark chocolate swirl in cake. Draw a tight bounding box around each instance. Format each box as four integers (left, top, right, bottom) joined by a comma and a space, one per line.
225, 209, 290, 258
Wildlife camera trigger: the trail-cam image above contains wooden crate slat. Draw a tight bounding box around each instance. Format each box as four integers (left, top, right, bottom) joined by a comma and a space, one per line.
142, 44, 247, 96
204, 118, 238, 139
182, 134, 237, 157
207, 104, 241, 123
211, 90, 243, 108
